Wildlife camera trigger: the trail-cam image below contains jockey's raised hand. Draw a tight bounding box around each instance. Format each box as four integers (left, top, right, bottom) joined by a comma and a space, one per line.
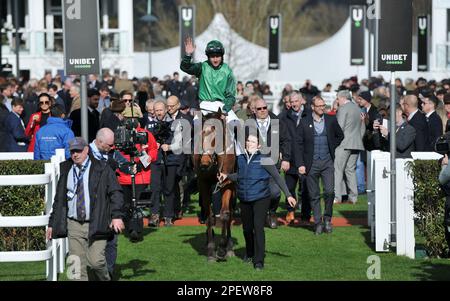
184, 37, 196, 56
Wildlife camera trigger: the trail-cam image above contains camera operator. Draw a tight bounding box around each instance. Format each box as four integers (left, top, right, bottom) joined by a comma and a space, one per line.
148, 100, 187, 227
438, 133, 450, 257
116, 109, 158, 241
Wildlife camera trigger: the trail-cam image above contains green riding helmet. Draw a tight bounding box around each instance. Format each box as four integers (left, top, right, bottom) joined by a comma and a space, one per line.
205, 40, 225, 57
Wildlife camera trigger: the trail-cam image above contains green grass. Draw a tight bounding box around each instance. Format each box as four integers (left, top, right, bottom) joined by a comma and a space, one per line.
2, 225, 450, 281
2, 193, 450, 281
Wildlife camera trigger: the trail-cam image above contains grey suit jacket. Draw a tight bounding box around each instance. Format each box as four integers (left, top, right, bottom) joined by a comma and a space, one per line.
395, 123, 416, 158
336, 101, 365, 151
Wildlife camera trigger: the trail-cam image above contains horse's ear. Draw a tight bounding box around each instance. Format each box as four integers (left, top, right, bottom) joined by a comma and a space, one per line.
218, 107, 223, 115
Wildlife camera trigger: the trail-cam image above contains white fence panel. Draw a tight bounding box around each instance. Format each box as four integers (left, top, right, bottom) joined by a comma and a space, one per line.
373, 151, 391, 252
0, 149, 66, 281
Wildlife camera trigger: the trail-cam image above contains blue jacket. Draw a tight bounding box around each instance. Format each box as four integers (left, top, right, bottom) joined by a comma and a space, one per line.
34, 117, 75, 160
236, 152, 271, 202
5, 111, 29, 152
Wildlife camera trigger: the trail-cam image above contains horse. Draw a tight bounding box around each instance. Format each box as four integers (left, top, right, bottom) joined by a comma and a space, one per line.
193, 109, 236, 262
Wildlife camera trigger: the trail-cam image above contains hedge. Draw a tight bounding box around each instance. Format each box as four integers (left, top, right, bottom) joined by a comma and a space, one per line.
407, 160, 448, 258
0, 160, 47, 252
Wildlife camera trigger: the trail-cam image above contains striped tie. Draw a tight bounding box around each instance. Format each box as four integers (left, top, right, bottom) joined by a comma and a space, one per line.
76, 169, 86, 222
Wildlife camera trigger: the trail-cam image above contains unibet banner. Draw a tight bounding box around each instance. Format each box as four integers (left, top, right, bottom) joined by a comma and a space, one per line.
179, 5, 195, 61
350, 5, 365, 66
268, 15, 281, 70
417, 16, 429, 72
62, 0, 101, 75
375, 0, 412, 71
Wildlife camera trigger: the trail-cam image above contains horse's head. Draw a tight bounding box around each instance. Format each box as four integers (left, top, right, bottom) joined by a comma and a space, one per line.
199, 122, 218, 173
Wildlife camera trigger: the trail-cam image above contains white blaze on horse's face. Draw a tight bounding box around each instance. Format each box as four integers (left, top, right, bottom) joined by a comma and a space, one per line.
202, 125, 216, 162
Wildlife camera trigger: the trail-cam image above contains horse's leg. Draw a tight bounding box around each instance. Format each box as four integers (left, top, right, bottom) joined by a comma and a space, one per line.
216, 187, 231, 260
199, 178, 216, 262
217, 154, 236, 260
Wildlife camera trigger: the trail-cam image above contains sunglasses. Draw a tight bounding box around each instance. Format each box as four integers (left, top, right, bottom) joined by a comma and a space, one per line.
39, 101, 50, 105
256, 106, 268, 111
123, 99, 132, 103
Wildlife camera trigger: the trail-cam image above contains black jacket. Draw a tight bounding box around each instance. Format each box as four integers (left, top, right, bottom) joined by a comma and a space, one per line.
153, 111, 193, 167
426, 111, 443, 151
295, 114, 344, 174
408, 110, 429, 152
253, 111, 291, 164
69, 108, 100, 143
362, 104, 380, 153
0, 103, 9, 152
48, 157, 124, 240
282, 107, 311, 174
100, 108, 122, 132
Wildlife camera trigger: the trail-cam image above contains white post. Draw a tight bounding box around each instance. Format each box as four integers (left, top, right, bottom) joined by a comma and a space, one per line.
374, 151, 391, 252
431, 0, 448, 71
45, 163, 58, 281
45, 0, 54, 52
118, 0, 134, 57
396, 159, 415, 259
28, 0, 45, 56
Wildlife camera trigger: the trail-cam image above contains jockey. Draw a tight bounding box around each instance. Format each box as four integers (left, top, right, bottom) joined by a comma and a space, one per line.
180, 38, 239, 124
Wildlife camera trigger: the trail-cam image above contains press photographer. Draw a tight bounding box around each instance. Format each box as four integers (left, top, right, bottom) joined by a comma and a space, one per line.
437, 133, 450, 256
147, 99, 190, 227
115, 102, 158, 242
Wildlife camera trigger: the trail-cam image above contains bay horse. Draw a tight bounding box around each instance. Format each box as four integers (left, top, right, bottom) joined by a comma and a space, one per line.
193, 109, 236, 262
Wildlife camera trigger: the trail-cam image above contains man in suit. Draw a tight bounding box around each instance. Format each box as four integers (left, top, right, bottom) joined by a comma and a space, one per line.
69, 89, 101, 142
420, 92, 443, 151
58, 78, 74, 115
334, 90, 365, 204
374, 104, 416, 158
0, 99, 11, 152
166, 95, 194, 220
5, 99, 29, 152
46, 137, 125, 281
404, 94, 428, 152
297, 96, 344, 235
253, 97, 291, 228
355, 90, 379, 194
282, 91, 311, 224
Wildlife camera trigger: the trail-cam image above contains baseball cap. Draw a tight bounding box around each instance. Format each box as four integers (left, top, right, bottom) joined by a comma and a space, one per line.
69, 137, 88, 151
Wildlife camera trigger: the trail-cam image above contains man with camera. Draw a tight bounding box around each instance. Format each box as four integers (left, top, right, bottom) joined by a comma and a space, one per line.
115, 108, 158, 241
148, 100, 188, 227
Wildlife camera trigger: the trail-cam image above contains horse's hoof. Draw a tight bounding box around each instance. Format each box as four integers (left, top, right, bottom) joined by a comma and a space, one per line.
226, 250, 235, 258
207, 256, 217, 263
216, 249, 227, 261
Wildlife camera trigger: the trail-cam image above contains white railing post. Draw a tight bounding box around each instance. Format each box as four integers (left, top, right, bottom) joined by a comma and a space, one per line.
373, 151, 391, 252
396, 158, 415, 259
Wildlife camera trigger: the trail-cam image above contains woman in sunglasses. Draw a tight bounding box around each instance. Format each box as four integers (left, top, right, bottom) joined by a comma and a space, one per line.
25, 93, 53, 152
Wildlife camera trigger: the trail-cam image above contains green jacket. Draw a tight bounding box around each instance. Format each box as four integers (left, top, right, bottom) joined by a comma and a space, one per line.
181, 55, 236, 112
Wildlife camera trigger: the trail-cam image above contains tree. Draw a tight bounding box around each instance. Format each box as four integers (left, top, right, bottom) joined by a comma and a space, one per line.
134, 0, 348, 52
